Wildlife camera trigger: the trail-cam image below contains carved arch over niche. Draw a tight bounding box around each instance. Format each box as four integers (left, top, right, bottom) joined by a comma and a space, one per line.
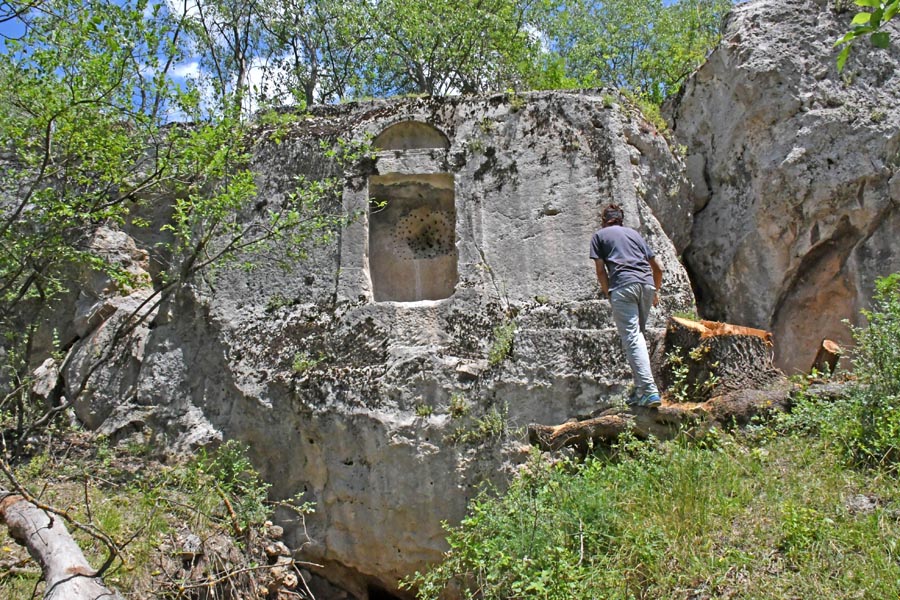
373, 121, 450, 151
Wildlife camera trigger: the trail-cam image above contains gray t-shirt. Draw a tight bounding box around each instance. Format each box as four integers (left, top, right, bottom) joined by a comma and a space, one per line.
589, 225, 655, 291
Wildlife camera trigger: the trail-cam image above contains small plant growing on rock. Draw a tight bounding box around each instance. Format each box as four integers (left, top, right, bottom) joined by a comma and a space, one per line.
292, 351, 323, 374
446, 404, 508, 445
415, 403, 434, 418
673, 310, 700, 322
488, 320, 517, 367
449, 394, 470, 418
505, 88, 526, 112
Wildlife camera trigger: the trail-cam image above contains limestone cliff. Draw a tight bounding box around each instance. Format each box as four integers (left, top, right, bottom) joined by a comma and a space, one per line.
669, 0, 900, 373
60, 91, 695, 597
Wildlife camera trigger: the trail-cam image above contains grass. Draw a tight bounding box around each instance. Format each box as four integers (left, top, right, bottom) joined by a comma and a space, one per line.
0, 432, 304, 599
407, 426, 900, 599
487, 319, 516, 367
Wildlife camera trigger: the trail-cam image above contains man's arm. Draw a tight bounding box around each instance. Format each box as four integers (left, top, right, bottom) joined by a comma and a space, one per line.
649, 256, 663, 306
649, 256, 663, 290
594, 259, 610, 297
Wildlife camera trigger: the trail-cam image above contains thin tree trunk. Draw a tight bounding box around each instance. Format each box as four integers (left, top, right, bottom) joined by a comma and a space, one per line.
0, 493, 124, 600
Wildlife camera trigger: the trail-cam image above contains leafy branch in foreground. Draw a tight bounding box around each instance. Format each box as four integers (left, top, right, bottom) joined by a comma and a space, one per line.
835, 0, 899, 71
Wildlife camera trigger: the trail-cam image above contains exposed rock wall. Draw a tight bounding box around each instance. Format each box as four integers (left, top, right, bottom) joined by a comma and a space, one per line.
60, 91, 694, 597
670, 0, 900, 373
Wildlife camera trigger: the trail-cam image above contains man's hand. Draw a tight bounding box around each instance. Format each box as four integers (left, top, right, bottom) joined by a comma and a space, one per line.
594, 259, 610, 299
653, 292, 659, 307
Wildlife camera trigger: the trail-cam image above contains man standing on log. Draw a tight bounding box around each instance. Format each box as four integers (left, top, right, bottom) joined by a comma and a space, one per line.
590, 204, 663, 408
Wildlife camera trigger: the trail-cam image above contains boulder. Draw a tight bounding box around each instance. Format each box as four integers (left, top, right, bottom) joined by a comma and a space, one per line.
669, 0, 900, 373
62, 91, 695, 596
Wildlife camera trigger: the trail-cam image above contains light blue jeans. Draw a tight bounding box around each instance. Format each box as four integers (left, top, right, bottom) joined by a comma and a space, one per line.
610, 282, 659, 398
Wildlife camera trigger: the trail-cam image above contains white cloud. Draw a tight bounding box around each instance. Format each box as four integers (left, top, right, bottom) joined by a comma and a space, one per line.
172, 61, 201, 79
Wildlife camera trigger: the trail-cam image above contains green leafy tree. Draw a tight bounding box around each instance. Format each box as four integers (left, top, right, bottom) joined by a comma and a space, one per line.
0, 0, 348, 452
256, 0, 372, 108
183, 0, 265, 117
537, 0, 732, 103
361, 0, 546, 96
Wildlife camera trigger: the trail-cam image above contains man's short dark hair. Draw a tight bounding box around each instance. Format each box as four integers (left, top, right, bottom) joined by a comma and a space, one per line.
602, 204, 624, 226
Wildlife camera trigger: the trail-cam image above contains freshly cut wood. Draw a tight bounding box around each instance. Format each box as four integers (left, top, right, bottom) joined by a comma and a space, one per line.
662, 316, 782, 403
811, 339, 842, 375
528, 316, 791, 453
0, 493, 124, 600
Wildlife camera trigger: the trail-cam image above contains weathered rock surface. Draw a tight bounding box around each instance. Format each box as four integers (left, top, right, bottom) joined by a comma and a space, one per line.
669, 0, 900, 373
59, 91, 694, 597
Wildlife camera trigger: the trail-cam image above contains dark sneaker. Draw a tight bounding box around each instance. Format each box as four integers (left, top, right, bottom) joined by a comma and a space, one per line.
640, 393, 661, 408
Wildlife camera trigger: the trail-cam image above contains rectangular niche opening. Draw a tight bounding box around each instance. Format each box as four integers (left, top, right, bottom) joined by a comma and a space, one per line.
369, 173, 457, 302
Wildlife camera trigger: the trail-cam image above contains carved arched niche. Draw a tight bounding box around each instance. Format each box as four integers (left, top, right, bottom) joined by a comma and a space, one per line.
368, 121, 456, 302
373, 121, 450, 151
369, 173, 457, 302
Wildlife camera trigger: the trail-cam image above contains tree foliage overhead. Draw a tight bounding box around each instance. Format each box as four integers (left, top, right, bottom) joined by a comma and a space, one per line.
536, 0, 732, 104
836, 0, 900, 71
361, 0, 546, 97
159, 0, 732, 113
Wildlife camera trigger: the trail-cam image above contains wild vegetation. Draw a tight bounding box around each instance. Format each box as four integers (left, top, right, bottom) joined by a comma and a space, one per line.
404, 274, 900, 599
0, 436, 314, 598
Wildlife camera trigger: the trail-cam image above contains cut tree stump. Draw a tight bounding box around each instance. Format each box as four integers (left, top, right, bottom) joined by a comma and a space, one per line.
811, 339, 842, 375
661, 317, 782, 403
0, 492, 124, 600
527, 316, 790, 452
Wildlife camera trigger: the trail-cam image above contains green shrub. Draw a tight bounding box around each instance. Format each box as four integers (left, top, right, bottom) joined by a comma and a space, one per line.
845, 273, 900, 467
488, 320, 516, 366
780, 273, 900, 469
196, 439, 271, 530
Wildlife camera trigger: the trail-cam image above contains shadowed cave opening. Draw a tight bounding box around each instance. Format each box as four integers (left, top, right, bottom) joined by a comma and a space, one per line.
367, 584, 405, 600
368, 173, 457, 302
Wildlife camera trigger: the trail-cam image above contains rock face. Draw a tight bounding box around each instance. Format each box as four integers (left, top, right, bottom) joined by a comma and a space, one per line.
62, 91, 694, 597
670, 0, 900, 373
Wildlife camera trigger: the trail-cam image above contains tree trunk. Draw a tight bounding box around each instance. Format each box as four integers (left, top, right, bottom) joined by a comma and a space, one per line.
0, 493, 124, 600
811, 339, 842, 375
528, 383, 794, 452
662, 317, 782, 402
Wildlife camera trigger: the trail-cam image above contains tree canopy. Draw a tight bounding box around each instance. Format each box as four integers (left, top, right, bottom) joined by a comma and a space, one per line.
16, 0, 729, 117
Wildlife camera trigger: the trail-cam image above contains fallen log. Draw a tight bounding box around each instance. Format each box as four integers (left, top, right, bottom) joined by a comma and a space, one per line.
528, 404, 710, 452
0, 492, 124, 600
528, 316, 790, 452
528, 383, 793, 452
